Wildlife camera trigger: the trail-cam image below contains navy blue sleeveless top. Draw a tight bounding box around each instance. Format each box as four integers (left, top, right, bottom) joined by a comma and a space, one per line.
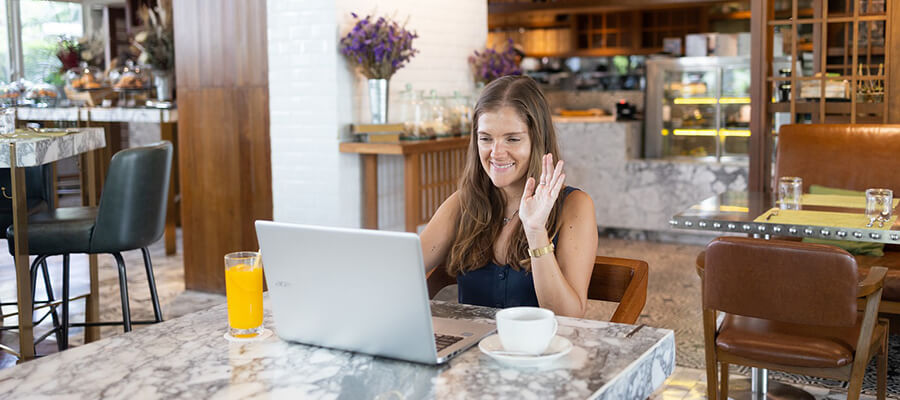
456, 187, 578, 308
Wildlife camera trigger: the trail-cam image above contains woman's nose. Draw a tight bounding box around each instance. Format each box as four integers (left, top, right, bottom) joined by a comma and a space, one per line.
491, 141, 506, 156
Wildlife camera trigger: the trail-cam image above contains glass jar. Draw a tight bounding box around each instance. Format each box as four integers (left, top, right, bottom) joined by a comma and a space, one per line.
66, 62, 106, 90
110, 60, 150, 90
426, 90, 451, 138
24, 82, 59, 107
449, 91, 473, 136
0, 83, 20, 107
402, 90, 432, 140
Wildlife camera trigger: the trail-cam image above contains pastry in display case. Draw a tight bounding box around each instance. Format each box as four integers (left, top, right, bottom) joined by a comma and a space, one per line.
66, 63, 106, 90
110, 61, 151, 107
645, 56, 751, 161
24, 83, 59, 108
110, 60, 150, 90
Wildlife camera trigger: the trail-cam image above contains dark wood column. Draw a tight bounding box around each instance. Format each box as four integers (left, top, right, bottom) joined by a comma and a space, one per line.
173, 0, 272, 293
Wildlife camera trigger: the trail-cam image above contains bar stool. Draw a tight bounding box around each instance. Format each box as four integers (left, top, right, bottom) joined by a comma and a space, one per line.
7, 142, 173, 349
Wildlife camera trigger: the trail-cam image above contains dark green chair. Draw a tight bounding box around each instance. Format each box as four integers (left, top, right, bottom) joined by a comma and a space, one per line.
7, 142, 173, 349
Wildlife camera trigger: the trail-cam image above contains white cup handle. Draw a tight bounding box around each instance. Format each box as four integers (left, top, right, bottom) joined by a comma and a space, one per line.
551, 318, 558, 337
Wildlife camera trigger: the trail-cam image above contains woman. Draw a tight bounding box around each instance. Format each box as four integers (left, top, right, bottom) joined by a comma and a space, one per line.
421, 75, 598, 318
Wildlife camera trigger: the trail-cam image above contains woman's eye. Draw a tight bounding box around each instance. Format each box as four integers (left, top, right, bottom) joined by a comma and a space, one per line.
478, 137, 491, 142
508, 137, 520, 142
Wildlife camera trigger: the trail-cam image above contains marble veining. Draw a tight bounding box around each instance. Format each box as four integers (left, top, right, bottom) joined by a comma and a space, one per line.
0, 127, 106, 167
555, 121, 748, 233
13, 107, 177, 123
15, 106, 81, 121
0, 300, 675, 399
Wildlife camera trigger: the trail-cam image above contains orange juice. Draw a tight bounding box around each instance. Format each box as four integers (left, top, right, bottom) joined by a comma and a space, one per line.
225, 263, 263, 333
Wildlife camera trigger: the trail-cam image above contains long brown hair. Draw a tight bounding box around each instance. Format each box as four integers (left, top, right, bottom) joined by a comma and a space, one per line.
446, 75, 564, 276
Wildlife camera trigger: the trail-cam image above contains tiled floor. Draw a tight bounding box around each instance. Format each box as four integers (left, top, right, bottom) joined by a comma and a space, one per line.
650, 366, 877, 400
0, 232, 884, 399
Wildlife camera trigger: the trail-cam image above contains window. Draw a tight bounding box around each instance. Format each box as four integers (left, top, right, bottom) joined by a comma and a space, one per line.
19, 0, 83, 82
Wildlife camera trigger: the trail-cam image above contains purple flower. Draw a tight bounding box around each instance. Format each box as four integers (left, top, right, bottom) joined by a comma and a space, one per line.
339, 13, 418, 79
469, 39, 522, 84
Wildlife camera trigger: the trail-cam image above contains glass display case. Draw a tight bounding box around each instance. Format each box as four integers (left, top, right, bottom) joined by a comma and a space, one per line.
645, 56, 751, 161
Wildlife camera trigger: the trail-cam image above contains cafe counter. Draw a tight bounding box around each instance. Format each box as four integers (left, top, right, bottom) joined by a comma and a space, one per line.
554, 119, 749, 234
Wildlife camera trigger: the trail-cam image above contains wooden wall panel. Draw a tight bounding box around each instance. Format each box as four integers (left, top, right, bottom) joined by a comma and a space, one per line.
174, 0, 272, 293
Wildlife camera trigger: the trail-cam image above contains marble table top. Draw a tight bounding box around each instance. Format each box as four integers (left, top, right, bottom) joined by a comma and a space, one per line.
15, 106, 177, 123
0, 127, 106, 167
0, 301, 675, 399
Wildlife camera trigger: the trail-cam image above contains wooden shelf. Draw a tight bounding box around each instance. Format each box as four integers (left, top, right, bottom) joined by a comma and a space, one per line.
827, 46, 886, 56
767, 101, 884, 114
709, 8, 812, 21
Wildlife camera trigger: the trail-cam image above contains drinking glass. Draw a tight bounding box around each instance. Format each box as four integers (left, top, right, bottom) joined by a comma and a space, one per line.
778, 176, 803, 210
0, 107, 15, 135
224, 251, 264, 339
866, 188, 893, 227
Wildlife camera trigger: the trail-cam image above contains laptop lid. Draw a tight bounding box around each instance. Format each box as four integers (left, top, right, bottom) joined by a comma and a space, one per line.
255, 221, 441, 364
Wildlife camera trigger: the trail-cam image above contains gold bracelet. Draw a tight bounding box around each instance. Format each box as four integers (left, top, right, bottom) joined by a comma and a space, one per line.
528, 243, 555, 258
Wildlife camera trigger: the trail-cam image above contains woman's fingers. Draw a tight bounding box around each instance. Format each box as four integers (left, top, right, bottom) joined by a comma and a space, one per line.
538, 154, 550, 189
552, 173, 566, 199
522, 176, 536, 203
549, 160, 564, 189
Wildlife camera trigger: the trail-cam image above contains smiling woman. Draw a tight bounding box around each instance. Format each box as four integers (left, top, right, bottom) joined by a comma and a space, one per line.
420, 75, 598, 318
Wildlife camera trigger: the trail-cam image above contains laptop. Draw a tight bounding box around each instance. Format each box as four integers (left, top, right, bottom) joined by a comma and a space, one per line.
255, 221, 495, 365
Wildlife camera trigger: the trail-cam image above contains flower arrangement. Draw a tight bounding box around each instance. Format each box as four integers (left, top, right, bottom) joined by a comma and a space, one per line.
133, 6, 175, 71
56, 35, 104, 73
339, 13, 418, 79
468, 39, 523, 85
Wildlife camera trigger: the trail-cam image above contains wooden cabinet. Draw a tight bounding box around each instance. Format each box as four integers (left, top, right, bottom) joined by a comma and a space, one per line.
487, 3, 720, 57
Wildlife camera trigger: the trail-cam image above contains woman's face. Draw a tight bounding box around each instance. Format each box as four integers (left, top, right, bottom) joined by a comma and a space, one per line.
476, 106, 532, 190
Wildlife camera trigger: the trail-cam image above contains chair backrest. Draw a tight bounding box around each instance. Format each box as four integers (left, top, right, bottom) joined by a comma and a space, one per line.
775, 124, 900, 193
704, 237, 858, 327
90, 141, 173, 253
589, 256, 648, 324
425, 256, 648, 324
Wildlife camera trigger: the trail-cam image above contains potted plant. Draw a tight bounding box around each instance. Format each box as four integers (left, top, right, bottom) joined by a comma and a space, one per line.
133, 6, 175, 101
340, 13, 418, 124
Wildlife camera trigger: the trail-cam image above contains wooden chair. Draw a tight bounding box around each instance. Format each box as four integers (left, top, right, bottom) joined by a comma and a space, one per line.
426, 255, 648, 324
699, 237, 888, 400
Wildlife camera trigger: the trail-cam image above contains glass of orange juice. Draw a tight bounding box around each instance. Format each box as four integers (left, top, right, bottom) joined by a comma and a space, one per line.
224, 251, 264, 339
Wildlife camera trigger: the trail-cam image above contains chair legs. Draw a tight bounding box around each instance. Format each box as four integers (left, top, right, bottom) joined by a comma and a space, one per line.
112, 252, 132, 332
61, 254, 70, 350
877, 322, 888, 400
719, 362, 729, 400
141, 247, 163, 323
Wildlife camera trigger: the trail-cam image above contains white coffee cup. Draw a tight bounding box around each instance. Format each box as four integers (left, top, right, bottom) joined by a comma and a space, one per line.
495, 307, 558, 355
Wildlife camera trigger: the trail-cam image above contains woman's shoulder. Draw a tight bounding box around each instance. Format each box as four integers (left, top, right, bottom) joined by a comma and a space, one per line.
560, 187, 595, 220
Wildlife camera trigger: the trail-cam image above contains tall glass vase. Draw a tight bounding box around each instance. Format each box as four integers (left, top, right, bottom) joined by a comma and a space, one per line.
368, 78, 389, 124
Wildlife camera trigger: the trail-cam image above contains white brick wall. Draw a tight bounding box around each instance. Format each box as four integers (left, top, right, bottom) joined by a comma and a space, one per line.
267, 0, 486, 230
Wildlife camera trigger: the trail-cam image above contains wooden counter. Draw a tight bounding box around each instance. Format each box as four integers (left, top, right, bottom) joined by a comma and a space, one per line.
340, 137, 469, 232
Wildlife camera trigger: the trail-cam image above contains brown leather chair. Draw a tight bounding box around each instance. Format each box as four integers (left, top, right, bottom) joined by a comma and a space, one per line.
700, 237, 888, 400
427, 256, 648, 324
776, 123, 900, 313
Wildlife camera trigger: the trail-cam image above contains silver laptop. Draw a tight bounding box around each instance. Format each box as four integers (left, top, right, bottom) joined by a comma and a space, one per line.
255, 221, 495, 364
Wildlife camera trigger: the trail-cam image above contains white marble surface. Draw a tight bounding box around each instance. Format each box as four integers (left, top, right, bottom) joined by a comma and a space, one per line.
0, 127, 106, 167
0, 300, 675, 399
14, 106, 177, 123
556, 121, 748, 233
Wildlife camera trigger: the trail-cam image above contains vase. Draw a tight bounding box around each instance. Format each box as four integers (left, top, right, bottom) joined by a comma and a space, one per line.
368, 78, 389, 124
153, 70, 174, 101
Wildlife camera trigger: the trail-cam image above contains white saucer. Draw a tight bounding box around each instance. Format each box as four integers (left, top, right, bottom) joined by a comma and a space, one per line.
478, 334, 572, 367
